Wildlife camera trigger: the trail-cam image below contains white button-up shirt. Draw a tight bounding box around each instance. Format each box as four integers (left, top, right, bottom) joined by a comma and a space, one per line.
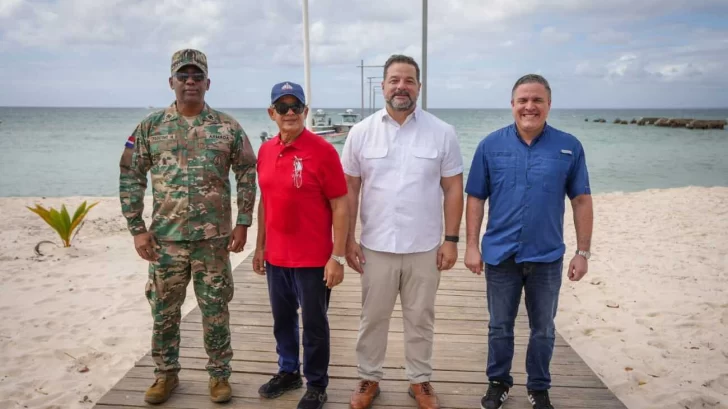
341, 107, 464, 254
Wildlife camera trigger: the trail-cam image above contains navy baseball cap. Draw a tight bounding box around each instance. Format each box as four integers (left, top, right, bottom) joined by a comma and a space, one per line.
271, 81, 306, 105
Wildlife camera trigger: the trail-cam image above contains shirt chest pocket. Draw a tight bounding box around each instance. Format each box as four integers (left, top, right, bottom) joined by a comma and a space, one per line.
203, 137, 232, 170
535, 154, 571, 193
149, 138, 178, 168
409, 146, 440, 176
487, 152, 516, 188
362, 146, 390, 174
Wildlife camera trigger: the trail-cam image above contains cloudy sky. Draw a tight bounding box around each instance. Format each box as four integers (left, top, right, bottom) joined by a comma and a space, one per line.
1, 0, 727, 109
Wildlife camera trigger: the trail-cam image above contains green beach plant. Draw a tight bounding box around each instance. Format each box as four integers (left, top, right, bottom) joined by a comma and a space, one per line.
26, 201, 99, 248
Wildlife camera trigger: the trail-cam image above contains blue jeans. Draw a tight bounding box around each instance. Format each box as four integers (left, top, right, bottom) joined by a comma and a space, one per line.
265, 263, 331, 391
485, 256, 563, 391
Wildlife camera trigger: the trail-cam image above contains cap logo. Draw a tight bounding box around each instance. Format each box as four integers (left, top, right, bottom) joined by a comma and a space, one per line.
281, 83, 293, 90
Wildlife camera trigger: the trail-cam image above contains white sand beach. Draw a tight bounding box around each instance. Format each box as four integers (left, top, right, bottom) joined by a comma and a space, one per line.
0, 196, 257, 409
0, 187, 726, 409
557, 186, 728, 409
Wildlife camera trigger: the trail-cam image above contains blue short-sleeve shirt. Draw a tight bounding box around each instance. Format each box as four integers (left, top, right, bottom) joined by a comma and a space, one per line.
465, 123, 591, 265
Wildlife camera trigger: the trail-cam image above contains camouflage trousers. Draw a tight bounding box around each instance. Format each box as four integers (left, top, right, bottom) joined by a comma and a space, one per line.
145, 237, 234, 379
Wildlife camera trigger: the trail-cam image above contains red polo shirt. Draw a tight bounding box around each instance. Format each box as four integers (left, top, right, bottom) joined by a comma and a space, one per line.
257, 128, 348, 267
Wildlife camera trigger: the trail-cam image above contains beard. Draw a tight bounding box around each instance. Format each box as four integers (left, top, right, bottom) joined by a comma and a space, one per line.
387, 92, 414, 111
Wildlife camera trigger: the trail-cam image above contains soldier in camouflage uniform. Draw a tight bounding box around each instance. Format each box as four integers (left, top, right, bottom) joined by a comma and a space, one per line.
118, 48, 257, 404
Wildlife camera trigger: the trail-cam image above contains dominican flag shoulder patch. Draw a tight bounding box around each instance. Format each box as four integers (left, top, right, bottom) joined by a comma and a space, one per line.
125, 136, 135, 149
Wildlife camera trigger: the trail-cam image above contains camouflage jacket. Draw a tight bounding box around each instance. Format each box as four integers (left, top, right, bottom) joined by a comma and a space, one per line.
119, 102, 257, 241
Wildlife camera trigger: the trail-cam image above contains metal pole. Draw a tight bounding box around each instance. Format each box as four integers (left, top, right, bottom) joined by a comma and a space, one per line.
368, 77, 372, 114
356, 62, 385, 118
372, 86, 377, 114
422, 0, 427, 110
371, 85, 374, 115
366, 76, 383, 115
303, 0, 312, 129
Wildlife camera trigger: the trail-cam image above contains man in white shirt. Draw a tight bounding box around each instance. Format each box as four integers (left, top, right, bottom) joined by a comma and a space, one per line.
341, 54, 464, 409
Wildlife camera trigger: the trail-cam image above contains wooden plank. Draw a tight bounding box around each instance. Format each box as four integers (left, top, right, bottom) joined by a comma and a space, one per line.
183, 310, 531, 336
226, 302, 495, 316
206, 306, 525, 323
232, 279, 491, 293
228, 292, 495, 309
97, 371, 625, 408
177, 324, 571, 346
121, 366, 608, 390
226, 305, 501, 323
165, 347, 590, 373
234, 263, 486, 280
134, 355, 602, 382
178, 334, 578, 360
96, 388, 357, 409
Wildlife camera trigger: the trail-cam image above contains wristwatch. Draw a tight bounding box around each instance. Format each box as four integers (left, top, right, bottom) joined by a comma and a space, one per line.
331, 255, 346, 265
576, 250, 591, 260
444, 235, 459, 243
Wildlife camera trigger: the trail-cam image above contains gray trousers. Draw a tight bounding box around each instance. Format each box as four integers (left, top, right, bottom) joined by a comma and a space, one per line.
355, 246, 441, 383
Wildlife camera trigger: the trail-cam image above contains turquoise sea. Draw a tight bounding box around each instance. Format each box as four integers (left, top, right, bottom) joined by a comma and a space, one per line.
0, 107, 726, 197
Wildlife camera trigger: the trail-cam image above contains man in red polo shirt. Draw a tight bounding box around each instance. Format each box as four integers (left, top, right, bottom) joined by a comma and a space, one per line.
252, 81, 349, 409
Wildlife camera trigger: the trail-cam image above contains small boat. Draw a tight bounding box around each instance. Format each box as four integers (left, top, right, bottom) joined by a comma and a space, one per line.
314, 129, 348, 144
259, 109, 361, 145
311, 109, 361, 144
337, 109, 360, 129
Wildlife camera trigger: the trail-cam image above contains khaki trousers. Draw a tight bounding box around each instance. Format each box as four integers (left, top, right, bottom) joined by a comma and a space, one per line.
355, 246, 441, 383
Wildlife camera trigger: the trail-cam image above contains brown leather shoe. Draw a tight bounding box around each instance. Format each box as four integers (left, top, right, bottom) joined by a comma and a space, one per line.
349, 379, 380, 409
144, 374, 179, 404
209, 377, 232, 403
408, 382, 441, 409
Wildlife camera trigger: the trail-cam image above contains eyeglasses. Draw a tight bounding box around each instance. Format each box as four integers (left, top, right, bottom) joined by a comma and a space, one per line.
273, 102, 305, 115
173, 72, 206, 82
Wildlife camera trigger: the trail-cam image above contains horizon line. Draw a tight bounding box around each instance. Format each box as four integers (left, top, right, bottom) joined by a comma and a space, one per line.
2, 105, 728, 110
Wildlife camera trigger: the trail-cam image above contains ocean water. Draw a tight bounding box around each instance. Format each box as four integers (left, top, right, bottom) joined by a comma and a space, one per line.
0, 107, 726, 197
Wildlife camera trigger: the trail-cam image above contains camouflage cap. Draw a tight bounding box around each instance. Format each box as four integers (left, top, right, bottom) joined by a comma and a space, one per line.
171, 49, 208, 76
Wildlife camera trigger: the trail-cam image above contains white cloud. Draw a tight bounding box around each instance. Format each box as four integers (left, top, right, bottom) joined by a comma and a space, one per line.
1, 0, 727, 108
575, 61, 606, 78
0, 0, 23, 19
653, 63, 703, 80
608, 54, 639, 76
2, 0, 224, 50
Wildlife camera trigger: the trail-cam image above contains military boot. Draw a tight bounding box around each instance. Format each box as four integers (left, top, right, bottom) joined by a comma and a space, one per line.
209, 376, 232, 403
144, 374, 179, 404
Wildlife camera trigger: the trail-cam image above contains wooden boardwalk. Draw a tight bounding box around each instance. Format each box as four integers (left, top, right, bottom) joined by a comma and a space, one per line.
94, 248, 628, 409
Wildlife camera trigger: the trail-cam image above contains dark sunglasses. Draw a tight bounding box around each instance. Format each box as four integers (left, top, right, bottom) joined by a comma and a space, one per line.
273, 102, 305, 115
173, 72, 206, 82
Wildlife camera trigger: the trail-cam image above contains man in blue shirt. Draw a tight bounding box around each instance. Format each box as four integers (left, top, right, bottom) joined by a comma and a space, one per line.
464, 74, 593, 409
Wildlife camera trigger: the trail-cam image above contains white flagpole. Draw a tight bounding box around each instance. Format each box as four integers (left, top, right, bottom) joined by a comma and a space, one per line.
422, 0, 427, 110
302, 0, 312, 130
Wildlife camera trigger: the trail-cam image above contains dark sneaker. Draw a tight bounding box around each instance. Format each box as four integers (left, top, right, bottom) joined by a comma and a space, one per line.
480, 381, 510, 409
258, 371, 303, 398
297, 389, 328, 409
527, 389, 554, 409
